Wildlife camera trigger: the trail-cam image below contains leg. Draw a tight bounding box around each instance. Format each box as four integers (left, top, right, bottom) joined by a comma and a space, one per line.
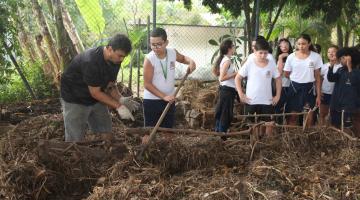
88, 102, 113, 141
143, 99, 162, 127
61, 99, 90, 142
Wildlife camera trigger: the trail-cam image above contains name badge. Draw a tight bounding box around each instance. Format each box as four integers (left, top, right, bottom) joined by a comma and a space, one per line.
266, 70, 271, 78
170, 61, 175, 70
309, 61, 315, 69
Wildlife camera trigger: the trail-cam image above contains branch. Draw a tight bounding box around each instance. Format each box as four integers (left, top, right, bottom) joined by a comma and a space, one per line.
266, 0, 286, 40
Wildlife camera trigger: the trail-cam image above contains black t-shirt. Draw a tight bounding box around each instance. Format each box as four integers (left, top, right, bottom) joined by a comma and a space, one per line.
60, 46, 120, 105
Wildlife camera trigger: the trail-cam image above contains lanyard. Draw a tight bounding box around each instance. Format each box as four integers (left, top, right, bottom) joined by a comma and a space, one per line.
159, 52, 168, 79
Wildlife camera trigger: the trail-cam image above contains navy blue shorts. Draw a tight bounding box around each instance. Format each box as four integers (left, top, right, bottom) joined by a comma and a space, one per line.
143, 99, 175, 128
275, 87, 290, 113
330, 110, 353, 128
287, 81, 316, 112
245, 104, 274, 122
321, 93, 332, 105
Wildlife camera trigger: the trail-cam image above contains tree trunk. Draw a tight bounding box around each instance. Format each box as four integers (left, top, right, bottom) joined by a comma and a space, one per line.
336, 23, 343, 48
266, 0, 286, 40
35, 34, 54, 79
59, 0, 84, 53
31, 0, 61, 81
16, 10, 39, 63
344, 29, 350, 47
242, 0, 252, 54
2, 41, 37, 99
52, 0, 78, 71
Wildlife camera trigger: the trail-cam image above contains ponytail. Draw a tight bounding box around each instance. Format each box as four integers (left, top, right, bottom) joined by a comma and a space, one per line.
212, 39, 233, 77
212, 55, 224, 76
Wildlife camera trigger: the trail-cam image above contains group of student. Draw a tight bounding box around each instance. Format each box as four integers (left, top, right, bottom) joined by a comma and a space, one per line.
59, 26, 359, 143
214, 34, 360, 136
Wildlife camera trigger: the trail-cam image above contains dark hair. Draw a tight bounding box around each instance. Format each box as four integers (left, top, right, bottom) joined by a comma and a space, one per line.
254, 39, 270, 51
314, 44, 321, 53
107, 34, 132, 54
213, 39, 233, 76
275, 38, 293, 62
252, 35, 266, 42
296, 33, 315, 51
336, 47, 360, 68
150, 27, 167, 41
328, 44, 339, 50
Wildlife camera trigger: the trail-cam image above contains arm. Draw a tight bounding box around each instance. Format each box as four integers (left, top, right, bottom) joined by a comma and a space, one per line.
275, 77, 282, 97
314, 68, 321, 107
284, 71, 291, 78
143, 58, 171, 101
88, 86, 121, 109
106, 81, 121, 100
277, 59, 285, 75
176, 50, 196, 73
219, 60, 236, 82
235, 73, 245, 97
235, 73, 251, 103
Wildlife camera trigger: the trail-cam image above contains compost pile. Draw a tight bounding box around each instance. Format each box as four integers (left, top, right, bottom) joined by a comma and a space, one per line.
1, 82, 360, 199
1, 113, 359, 199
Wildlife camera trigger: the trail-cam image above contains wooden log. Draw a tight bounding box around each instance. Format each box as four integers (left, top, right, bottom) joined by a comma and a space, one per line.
235, 111, 308, 118
125, 127, 251, 137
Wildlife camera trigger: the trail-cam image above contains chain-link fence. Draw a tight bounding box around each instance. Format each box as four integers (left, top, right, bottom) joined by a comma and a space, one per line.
65, 0, 245, 97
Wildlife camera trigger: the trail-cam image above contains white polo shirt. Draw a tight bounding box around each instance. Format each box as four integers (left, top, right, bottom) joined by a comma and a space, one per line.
144, 48, 176, 99
239, 58, 280, 105
219, 56, 236, 88
321, 63, 342, 94
284, 51, 323, 83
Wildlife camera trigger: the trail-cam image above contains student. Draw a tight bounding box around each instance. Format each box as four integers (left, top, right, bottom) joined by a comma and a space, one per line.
235, 39, 281, 135
248, 36, 276, 66
284, 34, 323, 126
213, 39, 238, 136
328, 47, 360, 133
319, 45, 341, 125
143, 27, 196, 128
274, 38, 293, 119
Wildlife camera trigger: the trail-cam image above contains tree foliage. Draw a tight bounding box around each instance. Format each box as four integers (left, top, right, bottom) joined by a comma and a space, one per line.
75, 0, 105, 35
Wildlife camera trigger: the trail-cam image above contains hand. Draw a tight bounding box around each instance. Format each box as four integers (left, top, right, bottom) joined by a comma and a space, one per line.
141, 135, 150, 145
239, 93, 251, 104
279, 53, 289, 58
344, 56, 352, 71
163, 95, 175, 103
187, 62, 196, 74
316, 96, 321, 107
272, 95, 280, 105
119, 96, 140, 112
116, 105, 135, 121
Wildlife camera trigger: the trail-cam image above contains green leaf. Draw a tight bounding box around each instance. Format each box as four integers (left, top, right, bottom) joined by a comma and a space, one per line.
208, 39, 218, 46
238, 36, 248, 41
75, 0, 105, 35
220, 34, 232, 41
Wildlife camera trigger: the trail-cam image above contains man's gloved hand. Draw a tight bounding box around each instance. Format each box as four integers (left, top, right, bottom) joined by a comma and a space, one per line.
116, 105, 135, 121
119, 96, 140, 112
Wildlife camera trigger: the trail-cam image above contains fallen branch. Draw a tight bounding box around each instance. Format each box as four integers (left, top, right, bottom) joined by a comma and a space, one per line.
328, 127, 359, 141
125, 127, 251, 137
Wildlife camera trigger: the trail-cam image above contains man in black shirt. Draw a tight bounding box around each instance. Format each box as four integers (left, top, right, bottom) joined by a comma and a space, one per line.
61, 34, 139, 142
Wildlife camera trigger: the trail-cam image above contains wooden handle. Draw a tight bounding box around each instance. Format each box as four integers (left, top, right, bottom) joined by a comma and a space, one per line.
137, 72, 190, 158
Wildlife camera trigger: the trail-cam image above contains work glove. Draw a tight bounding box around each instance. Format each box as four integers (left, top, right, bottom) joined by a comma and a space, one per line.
119, 96, 140, 112
116, 105, 135, 121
